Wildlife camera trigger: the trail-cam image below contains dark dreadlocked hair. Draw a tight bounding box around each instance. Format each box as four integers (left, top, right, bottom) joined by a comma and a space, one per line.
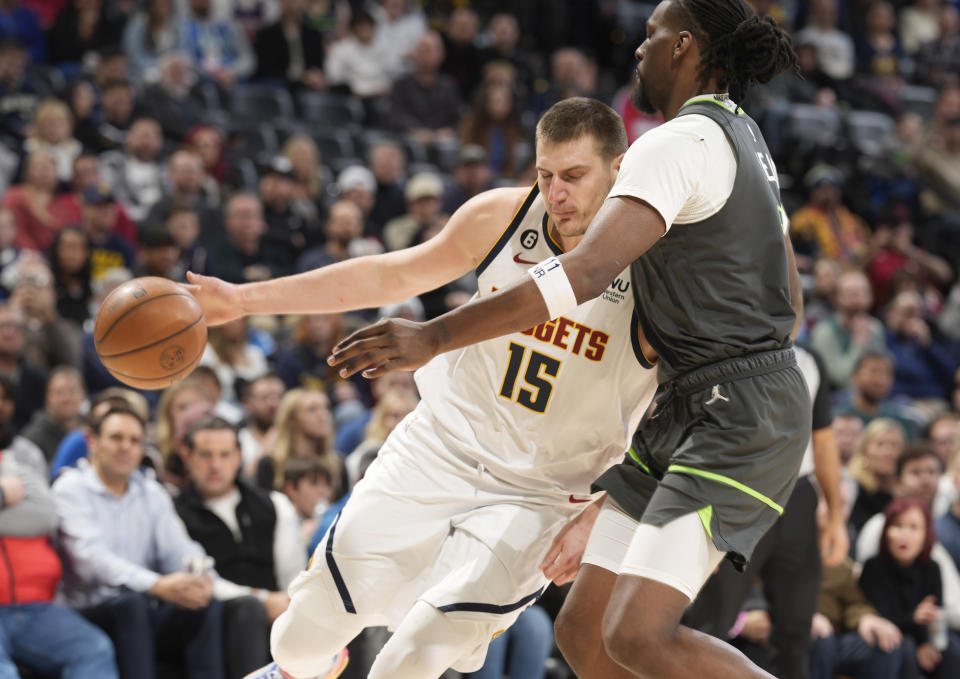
667, 0, 798, 102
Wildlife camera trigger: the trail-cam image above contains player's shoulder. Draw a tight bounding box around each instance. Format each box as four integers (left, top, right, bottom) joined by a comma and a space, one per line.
460, 186, 535, 220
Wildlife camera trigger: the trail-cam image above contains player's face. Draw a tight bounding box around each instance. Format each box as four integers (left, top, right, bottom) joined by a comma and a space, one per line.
187, 429, 242, 499
885, 506, 927, 566
91, 413, 144, 483
536, 135, 619, 239
632, 2, 674, 114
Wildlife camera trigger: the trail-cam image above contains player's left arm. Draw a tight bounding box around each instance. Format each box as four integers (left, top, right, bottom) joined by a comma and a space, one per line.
329, 196, 665, 377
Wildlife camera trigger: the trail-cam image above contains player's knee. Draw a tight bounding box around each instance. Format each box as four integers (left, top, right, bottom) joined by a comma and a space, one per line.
270, 609, 319, 676
554, 603, 581, 661
601, 608, 664, 673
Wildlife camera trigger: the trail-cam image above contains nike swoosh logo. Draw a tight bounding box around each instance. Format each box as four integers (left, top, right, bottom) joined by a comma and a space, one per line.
513, 253, 538, 265
568, 495, 591, 503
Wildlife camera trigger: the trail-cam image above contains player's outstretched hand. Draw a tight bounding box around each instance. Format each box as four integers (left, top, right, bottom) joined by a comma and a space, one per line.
182, 271, 244, 327
328, 318, 443, 378
540, 499, 603, 585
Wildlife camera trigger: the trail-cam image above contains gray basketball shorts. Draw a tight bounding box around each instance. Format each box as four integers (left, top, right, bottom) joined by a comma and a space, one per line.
593, 348, 810, 571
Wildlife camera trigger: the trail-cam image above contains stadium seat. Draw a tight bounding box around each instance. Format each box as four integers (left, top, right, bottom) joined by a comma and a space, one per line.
297, 91, 365, 128
230, 85, 295, 122
787, 104, 842, 149
898, 84, 938, 120
846, 110, 896, 158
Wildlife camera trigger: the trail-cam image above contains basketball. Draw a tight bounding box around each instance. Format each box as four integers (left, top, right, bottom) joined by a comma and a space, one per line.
94, 277, 207, 390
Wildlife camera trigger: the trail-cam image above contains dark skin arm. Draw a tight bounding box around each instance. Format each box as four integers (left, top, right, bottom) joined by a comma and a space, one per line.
785, 231, 803, 340
329, 196, 666, 377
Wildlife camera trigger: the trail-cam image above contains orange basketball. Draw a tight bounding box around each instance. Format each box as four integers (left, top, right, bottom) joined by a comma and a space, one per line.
94, 277, 207, 390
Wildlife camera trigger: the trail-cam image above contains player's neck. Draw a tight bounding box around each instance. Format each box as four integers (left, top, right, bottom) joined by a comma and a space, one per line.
663, 79, 725, 121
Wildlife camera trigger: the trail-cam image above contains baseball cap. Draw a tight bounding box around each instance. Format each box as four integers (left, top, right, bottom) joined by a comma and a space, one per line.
404, 173, 443, 202
264, 155, 295, 180
82, 183, 117, 205
337, 165, 376, 194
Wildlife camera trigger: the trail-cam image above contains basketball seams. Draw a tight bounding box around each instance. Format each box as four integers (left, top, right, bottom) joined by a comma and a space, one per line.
104, 344, 205, 384
96, 313, 205, 359
94, 292, 200, 346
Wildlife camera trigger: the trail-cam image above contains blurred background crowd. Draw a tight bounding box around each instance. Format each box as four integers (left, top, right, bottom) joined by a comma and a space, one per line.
0, 0, 960, 678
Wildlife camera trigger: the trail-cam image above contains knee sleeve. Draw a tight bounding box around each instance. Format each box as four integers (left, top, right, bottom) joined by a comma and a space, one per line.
367, 601, 488, 679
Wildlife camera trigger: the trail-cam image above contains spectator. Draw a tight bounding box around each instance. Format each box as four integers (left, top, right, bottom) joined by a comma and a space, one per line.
345, 387, 415, 487
52, 405, 226, 679
21, 365, 84, 465
100, 116, 166, 222
0, 374, 45, 476
0, 38, 40, 142
459, 81, 526, 179
49, 226, 92, 327
199, 317, 269, 403
332, 370, 417, 457
441, 143, 492, 214
46, 0, 123, 67
166, 207, 209, 279
153, 376, 213, 478
253, 0, 325, 90
868, 217, 952, 310
0, 1, 44, 62
383, 172, 444, 252
389, 30, 461, 145
835, 350, 921, 440
913, 117, 960, 262
849, 417, 906, 536
280, 456, 334, 545
334, 164, 376, 233
811, 270, 886, 389
0, 438, 120, 678
860, 497, 960, 678
138, 52, 204, 142
259, 155, 319, 256
256, 387, 340, 494
207, 192, 290, 284
855, 1, 904, 79
123, 0, 184, 79
790, 165, 870, 271
366, 139, 406, 237
132, 225, 180, 280
92, 78, 137, 154
938, 454, 960, 572
372, 0, 426, 81
835, 412, 865, 469
794, 0, 856, 84
175, 415, 305, 677
183, 124, 228, 197
440, 7, 482, 101
281, 135, 324, 219
48, 154, 140, 255
49, 386, 150, 479
7, 256, 81, 369
179, 0, 254, 88
915, 4, 960, 88
273, 312, 345, 393
23, 99, 82, 185
901, 0, 943, 56
0, 303, 45, 431
479, 13, 533, 101
324, 8, 391, 99
238, 372, 284, 475
295, 199, 364, 272
144, 149, 220, 241
1, 150, 61, 252
930, 413, 960, 480
0, 208, 21, 294
79, 184, 135, 282
463, 605, 554, 679
884, 290, 957, 403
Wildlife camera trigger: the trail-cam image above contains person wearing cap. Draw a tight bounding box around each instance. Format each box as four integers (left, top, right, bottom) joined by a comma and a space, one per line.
259, 156, 320, 258
788, 164, 870, 273
442, 144, 493, 214
336, 164, 379, 235
133, 225, 181, 280
79, 184, 135, 282
382, 172, 445, 252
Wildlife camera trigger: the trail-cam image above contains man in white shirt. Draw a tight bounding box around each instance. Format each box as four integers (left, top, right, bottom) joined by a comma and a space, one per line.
53, 406, 225, 679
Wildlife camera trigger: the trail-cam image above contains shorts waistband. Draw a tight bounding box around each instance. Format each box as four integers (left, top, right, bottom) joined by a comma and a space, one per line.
671, 348, 797, 395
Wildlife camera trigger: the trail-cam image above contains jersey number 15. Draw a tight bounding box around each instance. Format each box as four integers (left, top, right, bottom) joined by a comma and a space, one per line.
499, 343, 561, 413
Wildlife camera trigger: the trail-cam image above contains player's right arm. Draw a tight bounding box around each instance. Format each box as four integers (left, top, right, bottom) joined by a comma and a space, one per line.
185, 188, 529, 325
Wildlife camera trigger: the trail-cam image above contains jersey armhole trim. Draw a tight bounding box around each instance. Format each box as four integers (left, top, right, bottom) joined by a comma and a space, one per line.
630, 311, 657, 370
541, 213, 564, 256
476, 184, 540, 276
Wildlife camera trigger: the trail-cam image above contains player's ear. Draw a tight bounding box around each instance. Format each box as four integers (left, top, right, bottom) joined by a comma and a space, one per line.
612, 152, 625, 173
674, 31, 694, 58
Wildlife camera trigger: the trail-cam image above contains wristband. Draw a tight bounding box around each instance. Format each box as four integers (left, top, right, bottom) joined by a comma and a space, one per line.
528, 257, 578, 319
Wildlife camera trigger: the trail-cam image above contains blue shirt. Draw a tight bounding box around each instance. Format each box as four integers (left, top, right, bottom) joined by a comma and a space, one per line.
49, 429, 86, 481
53, 465, 205, 609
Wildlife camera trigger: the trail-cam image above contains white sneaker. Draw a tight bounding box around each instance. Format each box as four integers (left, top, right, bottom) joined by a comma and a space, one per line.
242, 648, 349, 679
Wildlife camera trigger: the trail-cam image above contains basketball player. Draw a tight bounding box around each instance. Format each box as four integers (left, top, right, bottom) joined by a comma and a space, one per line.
186, 98, 659, 679
329, 2, 808, 678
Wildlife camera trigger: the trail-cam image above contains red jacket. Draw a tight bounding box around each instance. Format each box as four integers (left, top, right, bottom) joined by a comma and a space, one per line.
0, 536, 62, 605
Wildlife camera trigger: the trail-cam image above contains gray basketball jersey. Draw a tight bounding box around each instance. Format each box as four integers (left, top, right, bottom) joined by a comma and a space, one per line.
629, 98, 796, 381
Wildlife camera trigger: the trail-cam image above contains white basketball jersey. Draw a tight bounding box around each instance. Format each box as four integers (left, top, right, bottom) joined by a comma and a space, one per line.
413, 185, 658, 498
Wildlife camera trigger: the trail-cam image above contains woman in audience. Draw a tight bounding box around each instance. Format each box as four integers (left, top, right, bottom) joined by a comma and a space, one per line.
860, 497, 960, 677
849, 418, 907, 537
1, 150, 62, 252
199, 317, 269, 403
346, 388, 417, 487
123, 0, 182, 79
258, 387, 343, 495
282, 135, 325, 219
23, 99, 82, 184
459, 81, 525, 179
154, 376, 215, 487
48, 226, 92, 327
